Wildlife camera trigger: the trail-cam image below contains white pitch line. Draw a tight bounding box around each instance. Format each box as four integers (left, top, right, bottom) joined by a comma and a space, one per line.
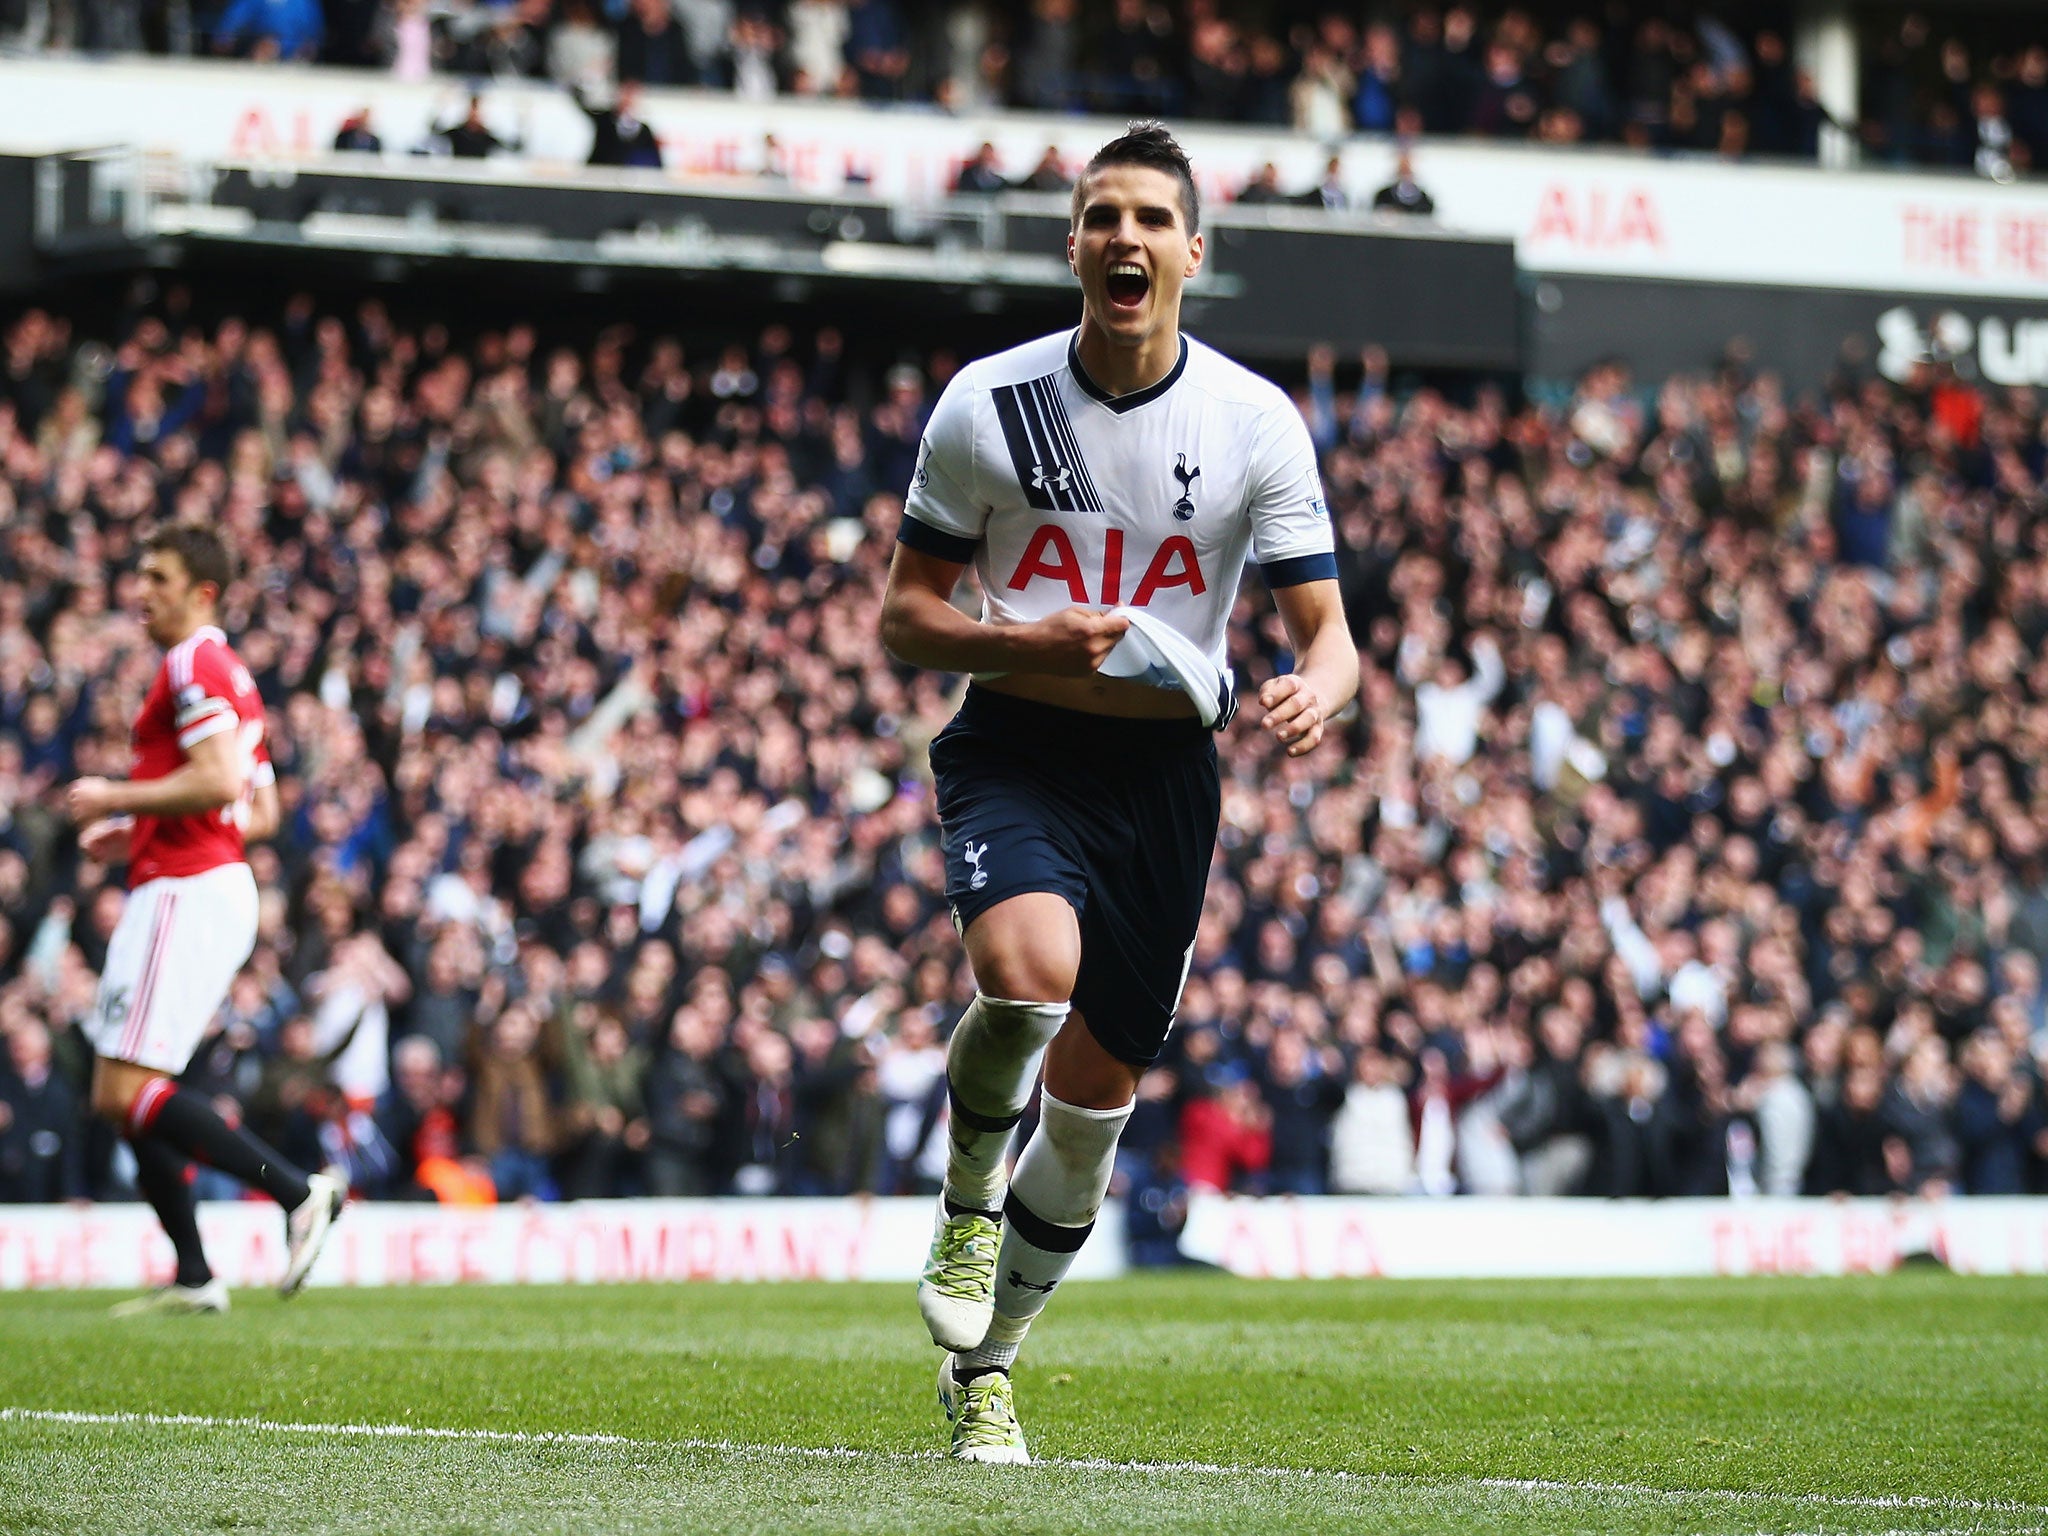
2, 1406, 2044, 1525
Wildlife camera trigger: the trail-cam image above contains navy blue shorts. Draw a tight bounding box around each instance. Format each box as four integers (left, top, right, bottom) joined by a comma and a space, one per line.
931, 686, 1221, 1067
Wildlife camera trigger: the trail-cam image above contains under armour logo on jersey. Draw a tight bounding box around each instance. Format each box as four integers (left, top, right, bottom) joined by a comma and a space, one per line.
1171, 454, 1201, 520
1031, 463, 1072, 495
1007, 1270, 1058, 1294
964, 840, 990, 890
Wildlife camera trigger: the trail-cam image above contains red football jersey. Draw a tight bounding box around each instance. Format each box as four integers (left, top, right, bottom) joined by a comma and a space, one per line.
126, 624, 273, 888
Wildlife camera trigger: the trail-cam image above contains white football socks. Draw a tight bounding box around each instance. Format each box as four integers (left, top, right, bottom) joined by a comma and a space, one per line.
942, 994, 1069, 1214
957, 1090, 1133, 1375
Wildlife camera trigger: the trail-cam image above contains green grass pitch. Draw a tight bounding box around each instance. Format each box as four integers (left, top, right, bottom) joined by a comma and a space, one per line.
0, 1272, 2043, 1534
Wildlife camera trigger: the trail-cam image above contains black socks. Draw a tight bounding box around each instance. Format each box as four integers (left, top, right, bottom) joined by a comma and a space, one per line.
143, 1087, 312, 1212
129, 1135, 212, 1288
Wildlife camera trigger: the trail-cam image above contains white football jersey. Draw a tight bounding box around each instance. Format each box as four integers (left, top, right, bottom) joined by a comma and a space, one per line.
899, 329, 1336, 672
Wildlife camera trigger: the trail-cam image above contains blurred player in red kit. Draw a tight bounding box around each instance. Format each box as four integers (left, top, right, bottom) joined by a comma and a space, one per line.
66, 525, 345, 1314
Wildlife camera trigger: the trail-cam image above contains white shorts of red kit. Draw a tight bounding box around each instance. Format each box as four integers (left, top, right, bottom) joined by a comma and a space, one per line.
84, 864, 259, 1074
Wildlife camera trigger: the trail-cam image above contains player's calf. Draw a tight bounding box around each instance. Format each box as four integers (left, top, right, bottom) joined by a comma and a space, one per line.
101, 1059, 313, 1213
919, 993, 1070, 1351
942, 994, 1071, 1211
954, 1090, 1132, 1376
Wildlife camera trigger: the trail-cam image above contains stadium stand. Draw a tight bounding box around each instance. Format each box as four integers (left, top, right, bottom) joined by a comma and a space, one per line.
2, 280, 2046, 1208
2, 2, 2045, 178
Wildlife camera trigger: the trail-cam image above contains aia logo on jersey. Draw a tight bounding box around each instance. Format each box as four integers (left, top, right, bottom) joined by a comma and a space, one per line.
1006, 526, 1205, 607
1171, 454, 1200, 520
1030, 462, 1072, 495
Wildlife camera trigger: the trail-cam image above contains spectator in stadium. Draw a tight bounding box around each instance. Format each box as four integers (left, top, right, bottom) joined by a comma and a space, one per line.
247, 1015, 345, 1179
1410, 632, 1504, 768
1953, 1030, 2043, 1194
433, 95, 518, 160
1017, 146, 1072, 194
1259, 1029, 1346, 1195
643, 1004, 733, 1197
210, 0, 321, 60
1328, 1049, 1415, 1195
951, 142, 1008, 196
1498, 1008, 1598, 1196
1882, 1037, 1961, 1196
547, 0, 617, 94
616, 0, 692, 88
556, 1007, 651, 1198
1371, 150, 1436, 217
1123, 1138, 1196, 1266
373, 0, 437, 80
333, 109, 383, 155
1300, 154, 1350, 212
1235, 162, 1286, 206
474, 1010, 560, 1199
1180, 1076, 1272, 1194
674, 0, 734, 88
0, 1018, 84, 1202
578, 82, 663, 170
845, 0, 910, 102
1289, 40, 1352, 137
1734, 1041, 1816, 1198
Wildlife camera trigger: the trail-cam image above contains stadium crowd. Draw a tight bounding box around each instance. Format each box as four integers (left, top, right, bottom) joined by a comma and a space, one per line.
4, 1, 2045, 176
2, 282, 2048, 1214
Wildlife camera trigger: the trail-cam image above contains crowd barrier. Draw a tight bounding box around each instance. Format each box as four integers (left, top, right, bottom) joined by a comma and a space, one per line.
1, 1196, 2043, 1289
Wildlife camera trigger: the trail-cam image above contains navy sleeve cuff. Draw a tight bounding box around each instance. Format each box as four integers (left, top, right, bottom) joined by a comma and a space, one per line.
1258, 551, 1339, 588
897, 515, 979, 564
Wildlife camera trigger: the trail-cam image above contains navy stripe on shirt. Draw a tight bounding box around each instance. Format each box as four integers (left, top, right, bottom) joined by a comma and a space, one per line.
897, 515, 979, 564
1259, 551, 1339, 588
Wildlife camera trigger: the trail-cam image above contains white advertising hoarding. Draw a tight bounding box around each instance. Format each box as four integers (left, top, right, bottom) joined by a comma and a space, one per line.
4, 57, 2048, 299
0, 1197, 1125, 1290
1180, 1194, 2048, 1279
3, 1195, 2044, 1289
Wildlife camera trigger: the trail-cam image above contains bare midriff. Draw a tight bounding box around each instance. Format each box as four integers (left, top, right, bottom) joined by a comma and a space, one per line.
978, 670, 1200, 719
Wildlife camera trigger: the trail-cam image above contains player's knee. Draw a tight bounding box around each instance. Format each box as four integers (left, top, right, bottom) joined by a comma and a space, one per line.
970, 994, 1070, 1050
964, 896, 1079, 1003
89, 1069, 135, 1124
970, 950, 1075, 1005
1042, 1012, 1145, 1110
90, 1060, 165, 1129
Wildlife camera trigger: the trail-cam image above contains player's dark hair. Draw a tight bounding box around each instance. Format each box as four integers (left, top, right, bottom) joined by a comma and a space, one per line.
1071, 120, 1200, 235
144, 524, 233, 597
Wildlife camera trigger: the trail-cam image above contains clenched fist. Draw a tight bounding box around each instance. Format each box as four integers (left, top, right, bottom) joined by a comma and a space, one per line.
1020, 607, 1131, 677
1259, 674, 1327, 757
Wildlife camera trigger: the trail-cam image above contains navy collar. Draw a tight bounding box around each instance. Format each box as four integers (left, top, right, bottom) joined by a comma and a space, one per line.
1067, 332, 1188, 415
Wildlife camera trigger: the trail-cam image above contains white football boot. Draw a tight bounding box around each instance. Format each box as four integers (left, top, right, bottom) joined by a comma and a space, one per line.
937, 1355, 1030, 1465
917, 1205, 1000, 1351
110, 1278, 230, 1317
279, 1168, 347, 1297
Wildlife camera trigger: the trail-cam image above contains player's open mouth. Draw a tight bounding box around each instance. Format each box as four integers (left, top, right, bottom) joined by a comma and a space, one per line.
1106, 263, 1149, 310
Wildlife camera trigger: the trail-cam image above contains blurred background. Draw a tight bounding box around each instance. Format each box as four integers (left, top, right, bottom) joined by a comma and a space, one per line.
1, 1, 2046, 1250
